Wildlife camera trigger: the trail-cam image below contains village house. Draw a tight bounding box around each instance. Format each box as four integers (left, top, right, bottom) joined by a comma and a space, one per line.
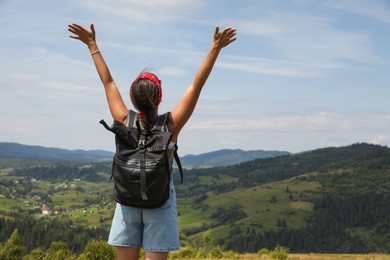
42, 204, 52, 215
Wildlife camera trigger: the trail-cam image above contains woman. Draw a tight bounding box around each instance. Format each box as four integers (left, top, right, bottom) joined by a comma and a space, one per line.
68, 22, 236, 260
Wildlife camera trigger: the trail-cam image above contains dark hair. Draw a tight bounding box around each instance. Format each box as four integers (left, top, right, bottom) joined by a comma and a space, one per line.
130, 77, 160, 132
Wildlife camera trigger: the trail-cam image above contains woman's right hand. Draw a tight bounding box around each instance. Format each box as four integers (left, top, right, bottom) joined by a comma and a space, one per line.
168, 26, 237, 141
68, 23, 97, 49
67, 22, 127, 122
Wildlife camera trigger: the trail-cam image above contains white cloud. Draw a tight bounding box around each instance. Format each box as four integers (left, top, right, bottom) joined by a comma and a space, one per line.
186, 112, 390, 132
328, 0, 390, 23
158, 66, 189, 77
78, 0, 206, 23
217, 56, 328, 77
233, 18, 284, 36
178, 112, 390, 154
229, 11, 379, 77
371, 135, 390, 145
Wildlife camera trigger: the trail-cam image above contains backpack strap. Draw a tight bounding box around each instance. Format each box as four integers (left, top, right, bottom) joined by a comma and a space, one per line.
152, 112, 169, 132
154, 112, 184, 184
127, 110, 138, 128
174, 144, 184, 184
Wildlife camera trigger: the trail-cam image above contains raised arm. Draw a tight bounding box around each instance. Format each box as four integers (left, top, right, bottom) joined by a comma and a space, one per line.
67, 23, 128, 122
169, 26, 237, 140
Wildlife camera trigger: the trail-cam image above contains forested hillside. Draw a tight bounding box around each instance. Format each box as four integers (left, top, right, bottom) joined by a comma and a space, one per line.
0, 143, 389, 255
173, 143, 390, 253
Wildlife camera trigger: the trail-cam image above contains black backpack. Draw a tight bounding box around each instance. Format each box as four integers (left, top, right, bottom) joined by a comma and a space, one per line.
100, 110, 183, 208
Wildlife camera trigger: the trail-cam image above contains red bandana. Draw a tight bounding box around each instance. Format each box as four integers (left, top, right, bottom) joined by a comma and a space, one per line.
130, 72, 162, 106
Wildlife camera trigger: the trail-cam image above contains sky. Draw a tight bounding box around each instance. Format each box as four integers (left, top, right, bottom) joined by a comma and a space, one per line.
1, 0, 389, 156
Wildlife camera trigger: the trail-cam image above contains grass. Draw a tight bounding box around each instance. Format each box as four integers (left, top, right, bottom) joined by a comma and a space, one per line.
285, 253, 390, 260
1, 173, 319, 242
0, 168, 13, 176
1, 166, 388, 257
167, 253, 390, 259
199, 176, 215, 185
0, 173, 115, 227
170, 253, 390, 259
178, 200, 209, 227
174, 177, 324, 245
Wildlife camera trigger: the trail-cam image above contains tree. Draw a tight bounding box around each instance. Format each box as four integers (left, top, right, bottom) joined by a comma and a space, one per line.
22, 248, 45, 260
45, 241, 75, 260
200, 229, 216, 256
270, 245, 289, 259
0, 229, 24, 260
78, 239, 115, 260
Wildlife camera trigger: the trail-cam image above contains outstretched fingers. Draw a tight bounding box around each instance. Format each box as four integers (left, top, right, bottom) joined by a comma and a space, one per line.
67, 23, 96, 45
219, 27, 237, 47
214, 26, 220, 36
68, 23, 84, 38
222, 27, 237, 39
90, 23, 95, 35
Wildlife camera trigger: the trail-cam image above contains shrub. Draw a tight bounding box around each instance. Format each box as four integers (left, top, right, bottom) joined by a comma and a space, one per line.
270, 245, 289, 260
258, 247, 270, 256
209, 246, 224, 259
169, 246, 240, 260
221, 250, 240, 259
45, 241, 76, 260
169, 247, 199, 259
22, 248, 45, 260
78, 239, 115, 260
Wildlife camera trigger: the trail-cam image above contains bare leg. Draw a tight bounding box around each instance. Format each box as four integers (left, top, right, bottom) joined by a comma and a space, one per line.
116, 246, 141, 260
144, 252, 168, 260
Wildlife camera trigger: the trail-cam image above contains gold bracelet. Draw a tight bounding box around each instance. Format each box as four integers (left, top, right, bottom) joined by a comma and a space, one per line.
91, 50, 100, 55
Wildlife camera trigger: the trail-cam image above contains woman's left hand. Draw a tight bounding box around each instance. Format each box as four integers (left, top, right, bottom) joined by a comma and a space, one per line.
68, 23, 97, 49
213, 26, 237, 50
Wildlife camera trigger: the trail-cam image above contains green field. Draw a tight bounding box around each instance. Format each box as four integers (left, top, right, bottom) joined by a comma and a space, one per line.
0, 170, 322, 245
177, 175, 322, 245
1, 143, 390, 254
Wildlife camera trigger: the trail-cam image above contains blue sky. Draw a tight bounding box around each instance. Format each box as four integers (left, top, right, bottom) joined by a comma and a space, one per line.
1, 0, 389, 156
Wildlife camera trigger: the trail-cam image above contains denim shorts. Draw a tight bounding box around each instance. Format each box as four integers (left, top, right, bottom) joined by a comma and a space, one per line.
107, 181, 180, 252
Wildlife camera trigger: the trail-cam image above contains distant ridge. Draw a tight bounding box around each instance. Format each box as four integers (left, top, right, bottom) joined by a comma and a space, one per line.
181, 148, 290, 168
0, 142, 290, 167
0, 142, 113, 163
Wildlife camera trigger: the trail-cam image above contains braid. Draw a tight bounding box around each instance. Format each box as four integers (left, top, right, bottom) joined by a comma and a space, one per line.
130, 77, 160, 132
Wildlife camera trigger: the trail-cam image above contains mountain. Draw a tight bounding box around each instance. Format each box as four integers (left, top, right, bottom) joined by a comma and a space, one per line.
0, 142, 289, 167
1, 142, 390, 254
0, 142, 113, 163
180, 149, 290, 168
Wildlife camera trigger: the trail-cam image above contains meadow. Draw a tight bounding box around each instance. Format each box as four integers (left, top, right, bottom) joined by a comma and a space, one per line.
1, 143, 390, 256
